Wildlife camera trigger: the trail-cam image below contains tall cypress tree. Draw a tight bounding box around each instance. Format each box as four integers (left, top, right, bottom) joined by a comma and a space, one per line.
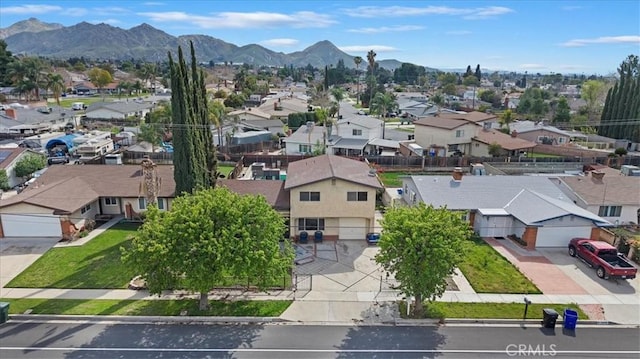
169, 41, 217, 196
599, 55, 640, 142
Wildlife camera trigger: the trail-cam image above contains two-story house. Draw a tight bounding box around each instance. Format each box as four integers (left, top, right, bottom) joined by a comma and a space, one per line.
285, 155, 382, 241
413, 111, 497, 156
328, 116, 384, 156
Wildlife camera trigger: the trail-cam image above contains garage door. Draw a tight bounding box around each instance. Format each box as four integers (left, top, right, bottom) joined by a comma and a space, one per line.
339, 218, 367, 240
536, 226, 592, 247
1, 214, 62, 237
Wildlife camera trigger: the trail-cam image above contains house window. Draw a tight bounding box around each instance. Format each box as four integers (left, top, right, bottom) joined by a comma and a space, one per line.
105, 197, 117, 206
157, 198, 164, 210
299, 191, 320, 201
299, 144, 312, 153
352, 129, 363, 136
298, 218, 325, 231
558, 137, 567, 144
138, 198, 147, 210
347, 191, 368, 201
598, 206, 621, 217
81, 204, 91, 214
455, 130, 464, 138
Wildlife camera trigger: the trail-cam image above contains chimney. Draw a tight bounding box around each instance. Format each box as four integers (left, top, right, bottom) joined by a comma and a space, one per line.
5, 108, 17, 120
452, 167, 463, 181
591, 171, 605, 180
511, 130, 518, 138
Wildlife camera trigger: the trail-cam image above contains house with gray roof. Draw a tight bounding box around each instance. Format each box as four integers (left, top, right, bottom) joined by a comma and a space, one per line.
85, 101, 154, 120
401, 171, 610, 248
0, 106, 79, 134
510, 120, 586, 145
283, 122, 327, 155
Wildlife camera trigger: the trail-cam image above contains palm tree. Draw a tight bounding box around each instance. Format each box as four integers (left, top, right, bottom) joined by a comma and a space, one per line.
330, 87, 346, 120
366, 50, 377, 108
46, 73, 65, 106
499, 109, 515, 133
371, 92, 396, 118
353, 56, 363, 105
208, 101, 226, 148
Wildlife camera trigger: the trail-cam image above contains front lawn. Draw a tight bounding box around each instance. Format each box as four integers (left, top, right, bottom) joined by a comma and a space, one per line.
6, 223, 140, 289
399, 302, 586, 320
0, 298, 291, 317
218, 164, 235, 178
458, 237, 541, 294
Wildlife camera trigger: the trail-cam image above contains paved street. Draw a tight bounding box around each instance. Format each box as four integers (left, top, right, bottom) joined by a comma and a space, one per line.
1, 321, 639, 359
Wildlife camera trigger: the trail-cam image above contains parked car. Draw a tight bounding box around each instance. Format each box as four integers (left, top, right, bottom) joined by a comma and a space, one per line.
48, 155, 70, 165
357, 110, 366, 115
568, 238, 637, 280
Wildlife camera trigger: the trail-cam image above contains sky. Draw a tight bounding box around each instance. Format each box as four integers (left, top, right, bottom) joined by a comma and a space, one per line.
1, 1, 639, 75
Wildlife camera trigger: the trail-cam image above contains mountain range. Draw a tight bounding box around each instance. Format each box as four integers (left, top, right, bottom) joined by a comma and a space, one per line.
2, 18, 412, 70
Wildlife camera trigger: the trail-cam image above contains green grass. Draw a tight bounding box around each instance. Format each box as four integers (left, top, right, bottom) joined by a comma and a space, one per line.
56, 97, 109, 108
6, 223, 140, 289
528, 152, 563, 158
458, 237, 542, 294
399, 302, 587, 320
0, 298, 291, 317
378, 172, 409, 187
218, 165, 235, 178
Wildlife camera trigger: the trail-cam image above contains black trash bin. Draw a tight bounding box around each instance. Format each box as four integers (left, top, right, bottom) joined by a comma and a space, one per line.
299, 231, 308, 244
0, 302, 9, 324
542, 308, 558, 328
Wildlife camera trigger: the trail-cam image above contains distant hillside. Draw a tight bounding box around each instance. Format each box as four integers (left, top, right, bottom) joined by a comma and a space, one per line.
3, 19, 434, 71
0, 17, 63, 39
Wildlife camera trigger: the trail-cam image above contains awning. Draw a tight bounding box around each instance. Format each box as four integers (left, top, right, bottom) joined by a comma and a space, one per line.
331, 138, 368, 150
368, 138, 400, 149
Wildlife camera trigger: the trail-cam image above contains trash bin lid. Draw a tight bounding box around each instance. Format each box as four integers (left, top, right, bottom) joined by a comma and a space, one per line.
543, 308, 558, 315
0, 302, 9, 309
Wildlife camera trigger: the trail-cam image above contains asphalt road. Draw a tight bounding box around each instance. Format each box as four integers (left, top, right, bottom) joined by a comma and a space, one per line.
1, 321, 639, 359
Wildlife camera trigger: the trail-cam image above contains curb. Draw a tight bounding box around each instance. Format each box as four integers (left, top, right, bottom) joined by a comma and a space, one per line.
7, 314, 288, 324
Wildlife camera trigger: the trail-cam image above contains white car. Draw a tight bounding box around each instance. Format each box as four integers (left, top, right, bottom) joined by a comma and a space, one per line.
357, 110, 366, 115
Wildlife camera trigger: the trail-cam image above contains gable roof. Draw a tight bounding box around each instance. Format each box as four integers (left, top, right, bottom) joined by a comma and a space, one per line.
504, 189, 610, 226
559, 174, 640, 206
218, 179, 289, 210
473, 129, 537, 150
0, 147, 25, 169
509, 121, 578, 137
336, 116, 383, 129
413, 116, 470, 130
85, 101, 153, 115
282, 124, 326, 145
284, 154, 382, 190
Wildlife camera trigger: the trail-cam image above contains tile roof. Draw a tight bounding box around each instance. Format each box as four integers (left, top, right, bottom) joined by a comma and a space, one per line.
284, 154, 382, 190
218, 179, 289, 210
560, 174, 640, 206
473, 129, 537, 150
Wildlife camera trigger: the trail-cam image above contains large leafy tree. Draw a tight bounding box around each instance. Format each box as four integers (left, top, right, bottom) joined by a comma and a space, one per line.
14, 154, 46, 179
122, 187, 294, 310
46, 73, 65, 106
169, 41, 217, 195
87, 68, 113, 99
580, 80, 605, 122
599, 55, 640, 142
0, 40, 15, 86
376, 203, 471, 317
553, 96, 571, 124
370, 92, 397, 118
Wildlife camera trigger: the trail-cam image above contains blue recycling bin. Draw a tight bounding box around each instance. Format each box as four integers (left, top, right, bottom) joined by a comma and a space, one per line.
314, 230, 323, 243
299, 231, 308, 244
563, 309, 578, 330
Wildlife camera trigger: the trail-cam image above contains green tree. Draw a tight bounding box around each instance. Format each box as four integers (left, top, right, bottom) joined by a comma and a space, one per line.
88, 68, 113, 99
462, 75, 480, 87
122, 187, 293, 310
46, 73, 65, 106
208, 100, 226, 148
14, 154, 46, 179
488, 142, 503, 157
553, 96, 571, 123
366, 50, 377, 107
580, 80, 605, 122
353, 56, 363, 105
599, 55, 640, 141
0, 169, 10, 191
168, 42, 217, 196
370, 92, 397, 118
138, 123, 163, 152
375, 203, 471, 317
223, 93, 246, 108
0, 40, 15, 86
474, 64, 482, 82
330, 87, 346, 119
438, 72, 457, 86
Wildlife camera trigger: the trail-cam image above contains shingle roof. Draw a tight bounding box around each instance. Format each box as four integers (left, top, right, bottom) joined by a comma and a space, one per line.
336, 116, 383, 129
473, 129, 537, 150
284, 154, 382, 190
413, 116, 469, 129
282, 124, 326, 145
218, 179, 289, 210
560, 174, 640, 206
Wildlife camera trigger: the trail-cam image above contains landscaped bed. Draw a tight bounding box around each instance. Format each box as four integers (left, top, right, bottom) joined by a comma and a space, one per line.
0, 298, 291, 317
399, 302, 586, 320
458, 237, 542, 294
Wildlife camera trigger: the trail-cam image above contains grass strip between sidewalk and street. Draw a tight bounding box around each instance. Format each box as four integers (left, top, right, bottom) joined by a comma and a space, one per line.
0, 298, 292, 317
458, 237, 542, 294
399, 302, 587, 320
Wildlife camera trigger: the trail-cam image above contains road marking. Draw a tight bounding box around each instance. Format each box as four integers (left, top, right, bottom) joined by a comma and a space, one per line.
1, 347, 639, 354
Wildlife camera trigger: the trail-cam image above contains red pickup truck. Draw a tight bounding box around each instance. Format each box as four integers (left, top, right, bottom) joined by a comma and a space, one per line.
568, 238, 637, 280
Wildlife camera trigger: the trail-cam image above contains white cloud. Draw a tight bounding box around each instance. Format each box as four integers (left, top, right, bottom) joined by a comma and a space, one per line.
560, 35, 640, 47
348, 25, 424, 34
519, 63, 547, 70
66, 7, 89, 17
446, 30, 472, 35
0, 4, 62, 14
338, 45, 398, 53
260, 38, 299, 47
342, 5, 513, 19
138, 11, 335, 29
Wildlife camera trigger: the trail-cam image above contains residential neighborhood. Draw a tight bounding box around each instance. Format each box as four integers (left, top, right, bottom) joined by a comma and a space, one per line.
0, 2, 639, 355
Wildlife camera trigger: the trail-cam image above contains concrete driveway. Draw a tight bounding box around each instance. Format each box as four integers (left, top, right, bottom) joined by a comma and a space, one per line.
0, 237, 60, 291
